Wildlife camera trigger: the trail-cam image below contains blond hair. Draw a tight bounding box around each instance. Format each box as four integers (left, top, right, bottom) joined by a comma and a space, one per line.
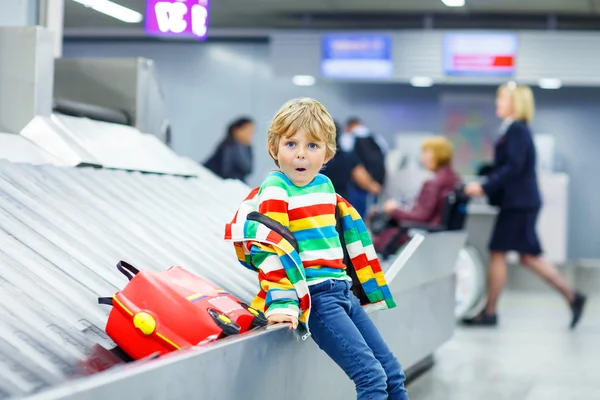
422, 136, 453, 169
267, 98, 337, 166
498, 83, 535, 125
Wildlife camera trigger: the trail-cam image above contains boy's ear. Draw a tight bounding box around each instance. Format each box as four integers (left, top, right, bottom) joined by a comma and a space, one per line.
268, 145, 278, 161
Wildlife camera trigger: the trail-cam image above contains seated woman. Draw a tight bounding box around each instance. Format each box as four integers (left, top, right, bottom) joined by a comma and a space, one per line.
373, 136, 461, 257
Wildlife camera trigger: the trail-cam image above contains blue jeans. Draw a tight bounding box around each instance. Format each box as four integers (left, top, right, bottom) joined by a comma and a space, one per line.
308, 280, 408, 400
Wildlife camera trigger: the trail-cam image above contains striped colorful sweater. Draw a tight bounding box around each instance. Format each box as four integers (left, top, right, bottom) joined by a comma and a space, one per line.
224, 171, 395, 331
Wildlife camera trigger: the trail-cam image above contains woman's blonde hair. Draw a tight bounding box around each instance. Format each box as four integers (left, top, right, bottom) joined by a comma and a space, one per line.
422, 136, 453, 169
498, 83, 535, 125
267, 98, 337, 166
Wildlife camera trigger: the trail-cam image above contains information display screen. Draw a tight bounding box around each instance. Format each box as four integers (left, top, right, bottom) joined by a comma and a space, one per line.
443, 33, 517, 76
145, 0, 209, 40
321, 34, 393, 79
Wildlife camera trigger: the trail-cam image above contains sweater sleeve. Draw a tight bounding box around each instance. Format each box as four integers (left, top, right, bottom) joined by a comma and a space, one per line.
251, 173, 299, 318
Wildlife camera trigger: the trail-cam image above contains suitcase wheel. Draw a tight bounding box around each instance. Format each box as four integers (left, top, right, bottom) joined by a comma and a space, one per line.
208, 309, 241, 336
241, 303, 268, 328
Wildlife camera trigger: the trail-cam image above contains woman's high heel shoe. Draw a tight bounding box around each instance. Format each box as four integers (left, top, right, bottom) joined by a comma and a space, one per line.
461, 313, 498, 327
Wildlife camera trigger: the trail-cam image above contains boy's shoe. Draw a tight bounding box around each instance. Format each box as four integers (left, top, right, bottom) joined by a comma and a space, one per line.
570, 292, 587, 329
461, 313, 497, 327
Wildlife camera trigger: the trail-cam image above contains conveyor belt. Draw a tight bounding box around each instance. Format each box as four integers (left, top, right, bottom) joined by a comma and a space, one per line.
0, 161, 255, 398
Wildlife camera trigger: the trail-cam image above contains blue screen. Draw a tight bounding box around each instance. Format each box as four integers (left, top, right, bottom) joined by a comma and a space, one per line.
321, 34, 393, 79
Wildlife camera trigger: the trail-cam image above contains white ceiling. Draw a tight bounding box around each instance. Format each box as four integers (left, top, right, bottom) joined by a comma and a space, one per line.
64, 0, 600, 30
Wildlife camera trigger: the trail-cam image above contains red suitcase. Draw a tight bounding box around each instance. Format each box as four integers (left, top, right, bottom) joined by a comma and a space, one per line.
99, 261, 266, 360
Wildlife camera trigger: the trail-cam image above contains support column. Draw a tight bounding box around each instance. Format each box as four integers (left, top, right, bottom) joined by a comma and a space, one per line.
0, 0, 37, 26
38, 0, 64, 58
0, 0, 64, 57
0, 0, 57, 132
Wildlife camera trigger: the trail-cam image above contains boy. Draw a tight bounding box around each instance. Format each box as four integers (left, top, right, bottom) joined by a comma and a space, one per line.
225, 98, 408, 400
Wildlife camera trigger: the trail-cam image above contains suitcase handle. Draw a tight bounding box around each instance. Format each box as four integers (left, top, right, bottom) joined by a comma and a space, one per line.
116, 261, 139, 281
98, 297, 113, 306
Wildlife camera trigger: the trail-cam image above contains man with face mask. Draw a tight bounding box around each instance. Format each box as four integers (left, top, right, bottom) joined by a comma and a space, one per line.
344, 117, 387, 217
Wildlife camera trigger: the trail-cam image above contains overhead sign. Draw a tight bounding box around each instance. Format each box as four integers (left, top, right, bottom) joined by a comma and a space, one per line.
321, 34, 393, 79
145, 0, 209, 40
443, 33, 517, 76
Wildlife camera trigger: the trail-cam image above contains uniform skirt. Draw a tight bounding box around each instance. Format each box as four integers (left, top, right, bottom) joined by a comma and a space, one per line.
489, 208, 543, 256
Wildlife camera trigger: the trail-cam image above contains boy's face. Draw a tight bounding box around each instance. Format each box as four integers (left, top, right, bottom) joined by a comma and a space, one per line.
271, 130, 332, 187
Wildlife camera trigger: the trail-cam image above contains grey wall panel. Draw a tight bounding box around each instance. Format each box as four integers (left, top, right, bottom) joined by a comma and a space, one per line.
270, 33, 321, 78
533, 96, 600, 260
394, 31, 443, 80
0, 27, 54, 133
517, 32, 600, 84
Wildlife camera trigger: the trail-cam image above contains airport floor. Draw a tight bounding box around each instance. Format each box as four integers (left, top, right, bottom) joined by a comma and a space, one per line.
408, 290, 600, 400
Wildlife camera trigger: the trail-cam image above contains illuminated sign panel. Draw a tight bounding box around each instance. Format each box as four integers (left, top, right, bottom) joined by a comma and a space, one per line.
321, 34, 393, 79
444, 33, 517, 76
145, 0, 209, 40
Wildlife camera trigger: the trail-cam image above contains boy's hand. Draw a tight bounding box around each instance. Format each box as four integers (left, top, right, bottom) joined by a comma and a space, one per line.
267, 314, 299, 330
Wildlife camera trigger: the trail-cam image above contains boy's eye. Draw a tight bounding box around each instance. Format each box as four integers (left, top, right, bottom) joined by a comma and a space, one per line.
285, 141, 295, 147
308, 143, 319, 149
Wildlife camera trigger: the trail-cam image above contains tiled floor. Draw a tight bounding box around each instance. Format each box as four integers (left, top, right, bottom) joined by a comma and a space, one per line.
408, 291, 600, 400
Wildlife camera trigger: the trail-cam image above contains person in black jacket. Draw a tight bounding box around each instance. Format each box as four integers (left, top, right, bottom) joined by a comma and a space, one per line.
463, 83, 586, 329
203, 117, 254, 182
322, 121, 381, 199
342, 117, 387, 217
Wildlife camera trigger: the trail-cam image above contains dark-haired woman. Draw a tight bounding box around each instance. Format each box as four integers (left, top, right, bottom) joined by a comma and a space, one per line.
204, 117, 255, 182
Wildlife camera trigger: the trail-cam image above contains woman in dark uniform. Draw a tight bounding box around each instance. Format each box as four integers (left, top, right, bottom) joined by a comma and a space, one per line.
463, 83, 586, 328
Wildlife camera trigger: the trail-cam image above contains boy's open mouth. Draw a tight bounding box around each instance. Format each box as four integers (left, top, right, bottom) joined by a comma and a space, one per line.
295, 168, 306, 172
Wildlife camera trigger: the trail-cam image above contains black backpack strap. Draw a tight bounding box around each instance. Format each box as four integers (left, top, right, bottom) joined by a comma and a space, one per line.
335, 204, 370, 305
246, 211, 300, 252
116, 261, 139, 281
98, 297, 113, 306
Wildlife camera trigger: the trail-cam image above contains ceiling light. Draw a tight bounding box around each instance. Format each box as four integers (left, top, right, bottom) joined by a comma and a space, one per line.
441, 0, 465, 7
538, 78, 562, 89
71, 0, 143, 23
292, 75, 316, 86
410, 77, 434, 87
